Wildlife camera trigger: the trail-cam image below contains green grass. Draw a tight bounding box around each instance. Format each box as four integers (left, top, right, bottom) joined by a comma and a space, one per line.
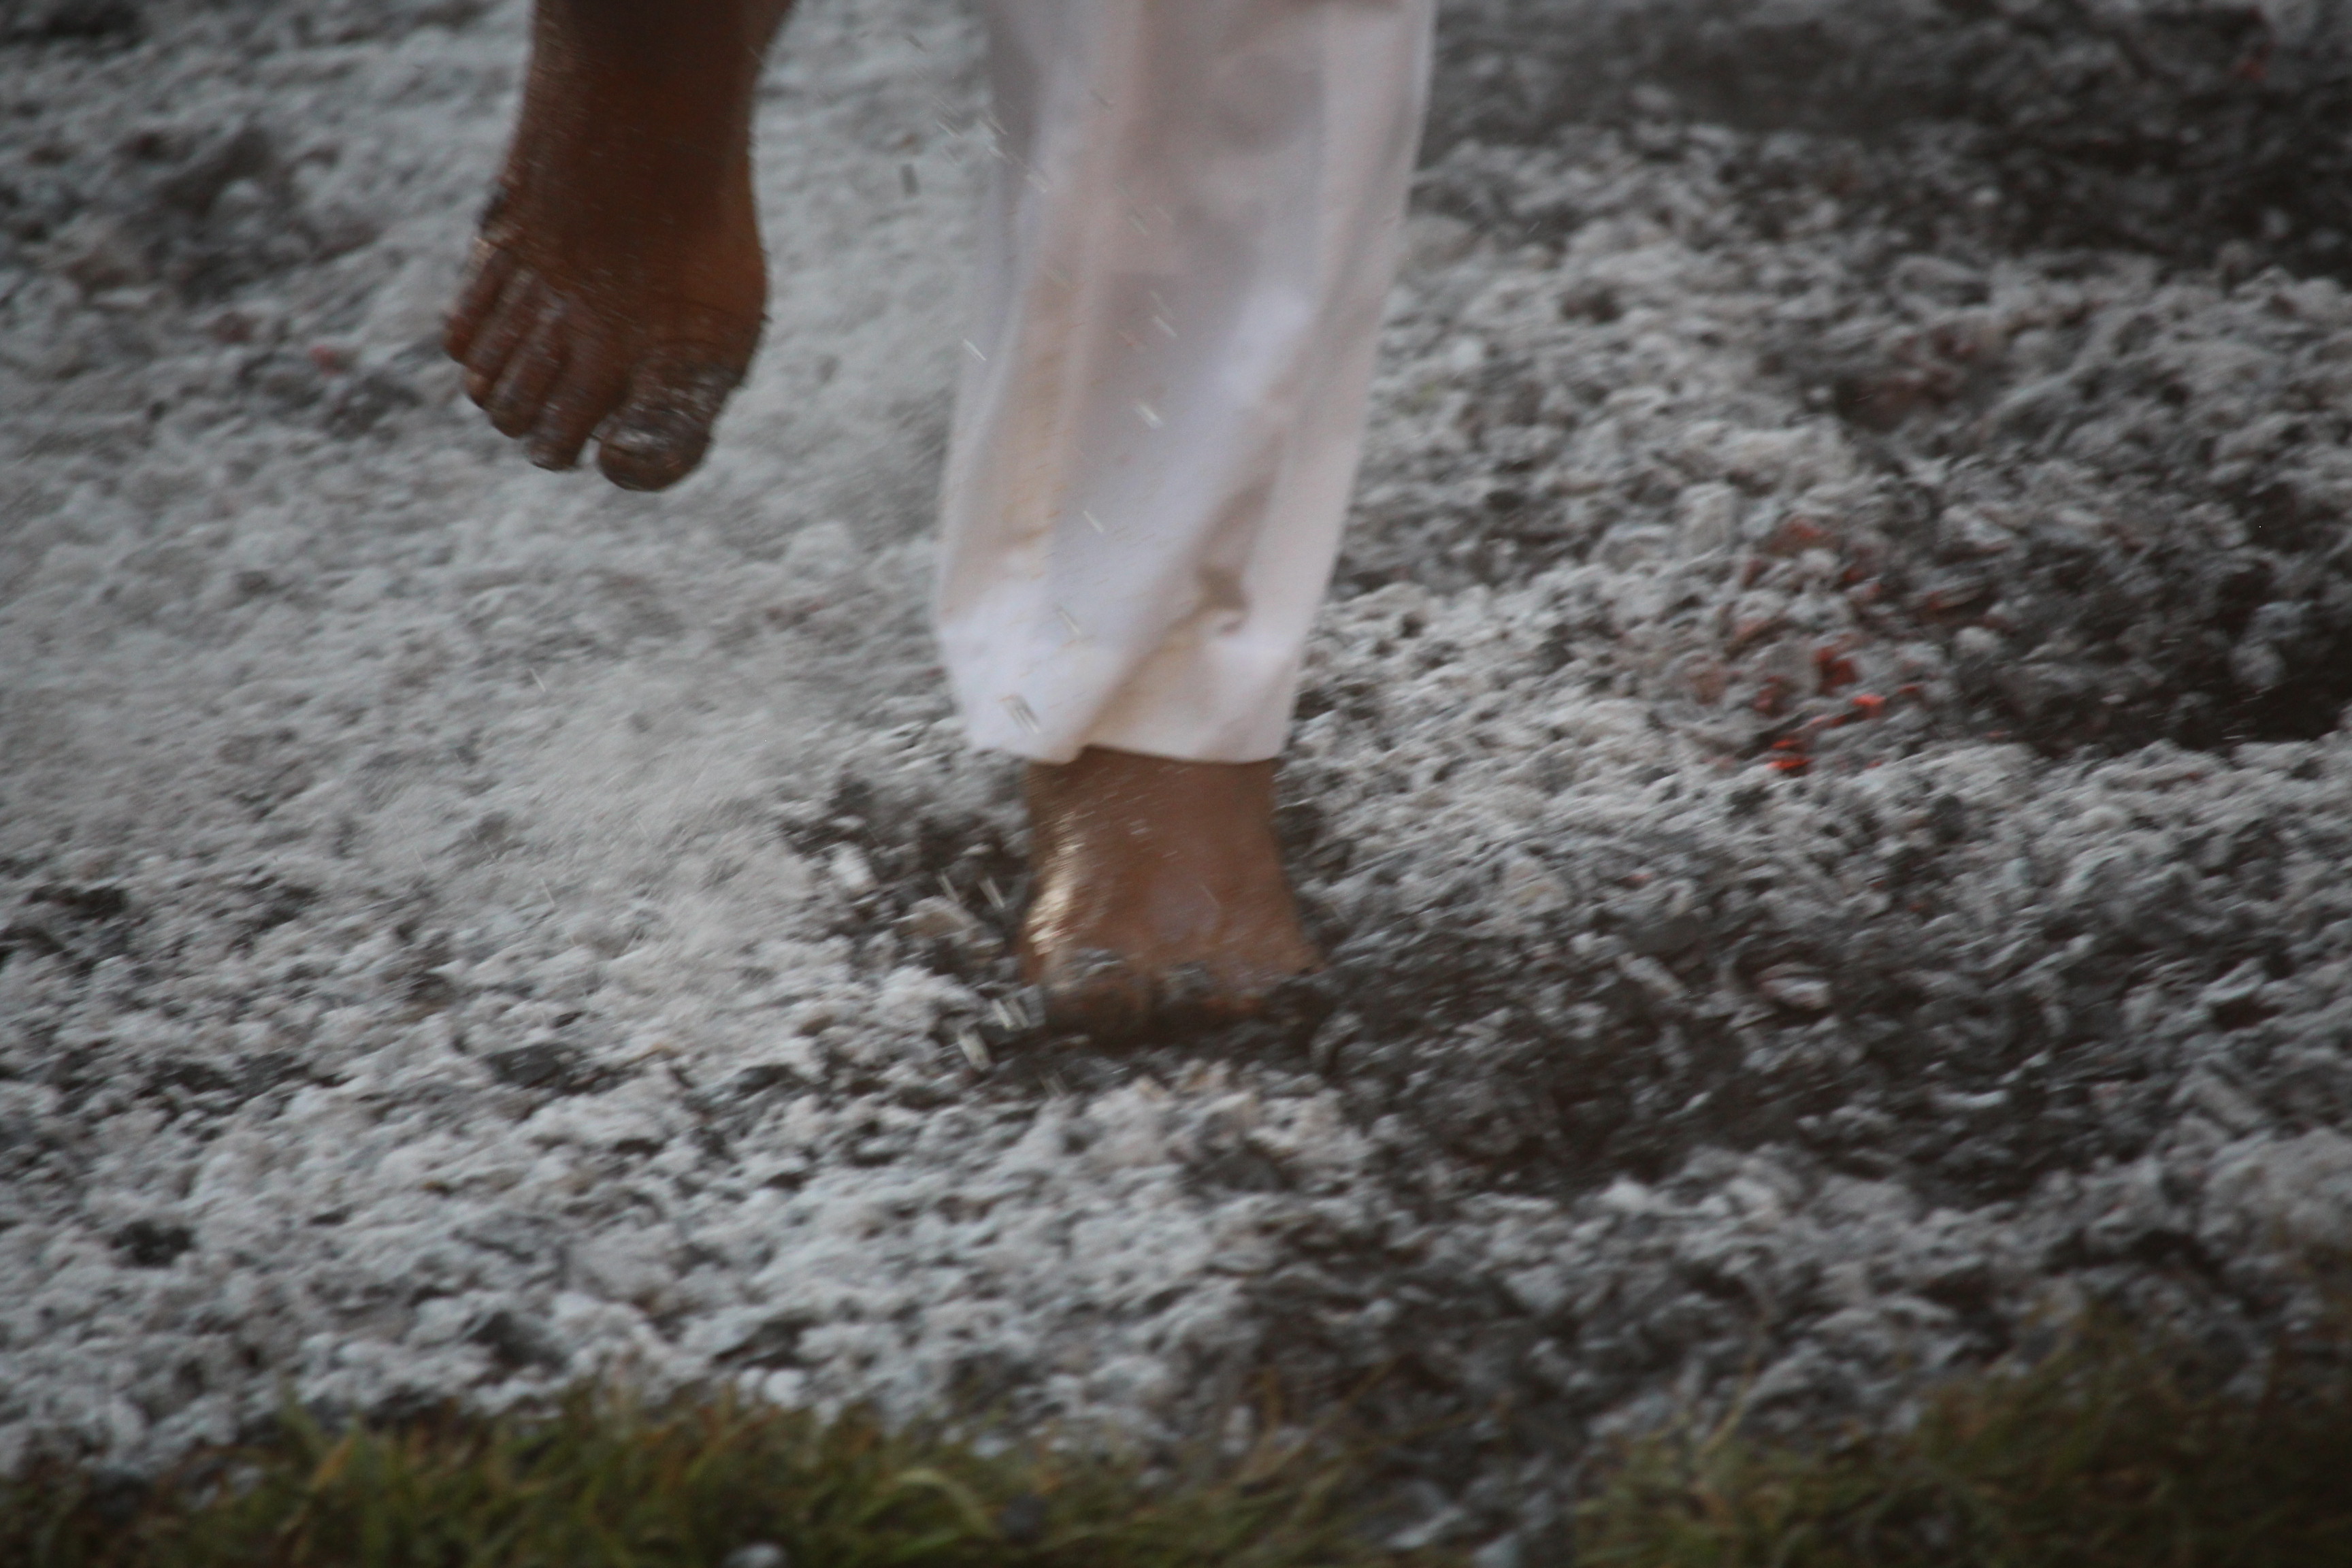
1577, 1311, 2352, 1567
9, 1312, 2352, 1567
3, 1388, 1430, 1568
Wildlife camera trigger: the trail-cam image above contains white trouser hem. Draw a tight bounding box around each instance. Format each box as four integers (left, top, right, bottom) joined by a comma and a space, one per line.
936, 0, 1435, 765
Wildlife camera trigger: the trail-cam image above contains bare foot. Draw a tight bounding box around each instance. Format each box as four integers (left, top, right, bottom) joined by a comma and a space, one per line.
1020, 749, 1322, 1038
444, 1, 789, 490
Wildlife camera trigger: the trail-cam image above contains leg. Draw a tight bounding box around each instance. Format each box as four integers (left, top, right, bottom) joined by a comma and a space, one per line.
445, 0, 794, 490
945, 0, 1436, 1033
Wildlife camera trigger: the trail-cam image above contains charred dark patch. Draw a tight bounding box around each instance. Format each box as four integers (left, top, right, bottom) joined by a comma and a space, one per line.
112, 1218, 193, 1269
483, 1043, 617, 1098
0, 883, 137, 975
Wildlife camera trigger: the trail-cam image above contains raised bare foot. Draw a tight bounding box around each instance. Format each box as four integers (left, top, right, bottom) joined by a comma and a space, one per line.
1019, 749, 1322, 1038
444, 1, 786, 490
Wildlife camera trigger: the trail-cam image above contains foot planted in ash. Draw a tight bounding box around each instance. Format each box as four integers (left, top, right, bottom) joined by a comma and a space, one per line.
1019, 749, 1324, 1041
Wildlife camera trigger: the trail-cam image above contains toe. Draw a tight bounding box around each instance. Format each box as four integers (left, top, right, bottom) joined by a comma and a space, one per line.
487, 306, 570, 437
1037, 949, 1154, 1040
444, 241, 517, 363
461, 275, 547, 404
525, 350, 630, 472
595, 348, 745, 491
1156, 961, 1257, 1027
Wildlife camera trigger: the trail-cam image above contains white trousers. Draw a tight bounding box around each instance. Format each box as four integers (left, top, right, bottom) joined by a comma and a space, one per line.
936, 0, 1436, 763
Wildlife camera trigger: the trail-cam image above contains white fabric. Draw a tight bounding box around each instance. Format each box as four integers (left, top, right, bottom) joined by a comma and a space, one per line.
936, 0, 1436, 763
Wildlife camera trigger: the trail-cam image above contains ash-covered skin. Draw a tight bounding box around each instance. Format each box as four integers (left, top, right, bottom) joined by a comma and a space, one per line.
5, 0, 2352, 1558
442, 0, 782, 489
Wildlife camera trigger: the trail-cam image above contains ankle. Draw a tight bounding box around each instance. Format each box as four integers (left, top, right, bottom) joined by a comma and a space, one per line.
528, 1, 768, 113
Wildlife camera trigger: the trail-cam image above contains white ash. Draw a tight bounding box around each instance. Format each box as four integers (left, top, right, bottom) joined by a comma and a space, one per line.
5, 0, 2352, 1555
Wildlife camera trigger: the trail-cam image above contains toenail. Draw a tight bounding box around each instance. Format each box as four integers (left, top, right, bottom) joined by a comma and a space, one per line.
526, 438, 581, 472
1038, 948, 1152, 1039
598, 362, 741, 490
1156, 962, 1224, 1014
